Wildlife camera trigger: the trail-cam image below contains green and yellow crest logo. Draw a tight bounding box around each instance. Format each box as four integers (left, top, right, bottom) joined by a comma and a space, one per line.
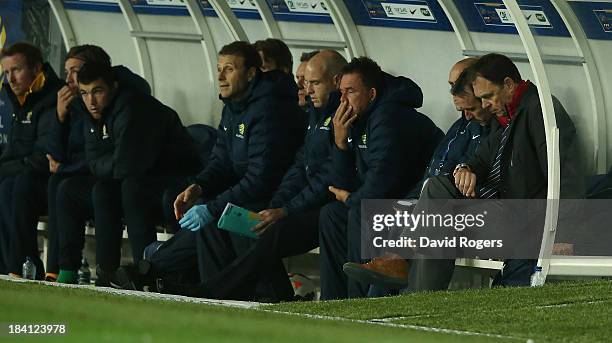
26, 111, 33, 121
323, 116, 332, 126
361, 134, 367, 145
238, 123, 246, 135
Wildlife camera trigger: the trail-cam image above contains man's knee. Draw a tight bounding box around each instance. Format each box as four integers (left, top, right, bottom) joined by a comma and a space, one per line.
92, 180, 119, 205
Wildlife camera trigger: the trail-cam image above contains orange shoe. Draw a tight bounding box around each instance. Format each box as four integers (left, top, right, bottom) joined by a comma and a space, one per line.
343, 256, 409, 289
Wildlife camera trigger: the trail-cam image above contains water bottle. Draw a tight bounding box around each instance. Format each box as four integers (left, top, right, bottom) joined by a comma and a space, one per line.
22, 257, 36, 280
78, 258, 91, 285
530, 266, 545, 287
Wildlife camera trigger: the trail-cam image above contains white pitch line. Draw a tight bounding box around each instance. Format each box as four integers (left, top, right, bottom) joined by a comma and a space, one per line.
0, 275, 260, 309
2, 275, 531, 341
257, 308, 528, 342
535, 299, 609, 309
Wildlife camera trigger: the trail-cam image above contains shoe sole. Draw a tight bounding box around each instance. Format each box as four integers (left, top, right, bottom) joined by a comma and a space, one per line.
113, 268, 137, 290
343, 263, 409, 289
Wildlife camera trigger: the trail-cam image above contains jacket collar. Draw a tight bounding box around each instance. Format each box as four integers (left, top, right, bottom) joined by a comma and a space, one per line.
17, 71, 46, 106
497, 80, 531, 127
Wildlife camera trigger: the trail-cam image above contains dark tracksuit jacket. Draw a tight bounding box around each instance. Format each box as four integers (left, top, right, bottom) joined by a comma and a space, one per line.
49, 66, 151, 175
467, 83, 579, 199
0, 63, 62, 276
84, 87, 199, 181
268, 91, 340, 215
194, 70, 306, 217
331, 73, 444, 207
0, 63, 63, 177
45, 66, 151, 274
406, 115, 490, 198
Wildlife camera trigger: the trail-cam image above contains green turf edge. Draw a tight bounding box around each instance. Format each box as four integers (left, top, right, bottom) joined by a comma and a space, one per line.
0, 280, 513, 343
264, 280, 612, 343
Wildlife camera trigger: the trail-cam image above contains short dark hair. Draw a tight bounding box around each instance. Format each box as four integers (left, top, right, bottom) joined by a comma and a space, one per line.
219, 41, 262, 71
66, 44, 111, 67
471, 53, 521, 85
253, 38, 292, 72
340, 57, 383, 91
451, 67, 475, 97
300, 50, 319, 63
77, 62, 116, 86
0, 42, 43, 69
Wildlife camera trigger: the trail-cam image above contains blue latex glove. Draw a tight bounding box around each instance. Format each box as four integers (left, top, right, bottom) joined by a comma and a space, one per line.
179, 204, 214, 231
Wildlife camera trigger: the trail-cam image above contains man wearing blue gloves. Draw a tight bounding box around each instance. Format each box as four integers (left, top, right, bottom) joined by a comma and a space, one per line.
122, 41, 305, 300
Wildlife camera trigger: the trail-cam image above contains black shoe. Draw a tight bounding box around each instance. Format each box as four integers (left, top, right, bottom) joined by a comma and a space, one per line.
95, 265, 120, 287
155, 278, 211, 298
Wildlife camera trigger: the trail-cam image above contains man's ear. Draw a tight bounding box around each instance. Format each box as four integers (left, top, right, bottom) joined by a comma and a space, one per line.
369, 87, 377, 103
247, 67, 257, 82
333, 74, 342, 88
503, 76, 516, 95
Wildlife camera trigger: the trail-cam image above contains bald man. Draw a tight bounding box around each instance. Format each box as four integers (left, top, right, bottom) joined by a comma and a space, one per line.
119, 50, 348, 300
343, 58, 494, 295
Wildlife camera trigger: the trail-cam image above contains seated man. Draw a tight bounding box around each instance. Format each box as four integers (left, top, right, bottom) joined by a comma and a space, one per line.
353, 53, 578, 293
122, 41, 305, 300
50, 45, 152, 283
343, 58, 493, 291
135, 50, 346, 300
0, 42, 62, 278
55, 61, 200, 284
319, 57, 444, 300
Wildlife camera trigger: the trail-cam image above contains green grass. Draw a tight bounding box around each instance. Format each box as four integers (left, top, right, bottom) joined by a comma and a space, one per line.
267, 280, 612, 343
0, 280, 507, 343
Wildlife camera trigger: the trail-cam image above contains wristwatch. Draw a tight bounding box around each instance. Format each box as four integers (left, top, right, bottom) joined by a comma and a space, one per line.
453, 163, 471, 175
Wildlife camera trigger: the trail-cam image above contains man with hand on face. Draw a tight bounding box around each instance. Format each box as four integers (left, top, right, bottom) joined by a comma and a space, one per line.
0, 42, 62, 278
54, 61, 199, 285
48, 45, 151, 283
124, 41, 304, 300
342, 58, 494, 294
319, 57, 444, 300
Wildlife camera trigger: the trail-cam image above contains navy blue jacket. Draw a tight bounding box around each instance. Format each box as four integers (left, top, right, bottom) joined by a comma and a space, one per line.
406, 115, 490, 197
84, 85, 199, 181
48, 66, 150, 175
331, 73, 444, 207
195, 70, 306, 217
269, 91, 340, 215
0, 63, 62, 177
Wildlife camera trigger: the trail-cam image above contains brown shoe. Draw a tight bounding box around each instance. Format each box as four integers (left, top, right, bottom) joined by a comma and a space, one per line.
343, 256, 409, 289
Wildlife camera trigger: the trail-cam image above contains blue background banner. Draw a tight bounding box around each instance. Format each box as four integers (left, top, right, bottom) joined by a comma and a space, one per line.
455, 0, 570, 37
570, 1, 612, 40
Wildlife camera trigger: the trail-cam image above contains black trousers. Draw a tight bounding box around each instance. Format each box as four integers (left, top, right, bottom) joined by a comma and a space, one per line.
0, 177, 13, 274
402, 176, 535, 293
0, 170, 49, 278
319, 201, 368, 300
57, 175, 96, 271
196, 208, 320, 300
46, 173, 86, 274
148, 229, 199, 282
58, 175, 181, 271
